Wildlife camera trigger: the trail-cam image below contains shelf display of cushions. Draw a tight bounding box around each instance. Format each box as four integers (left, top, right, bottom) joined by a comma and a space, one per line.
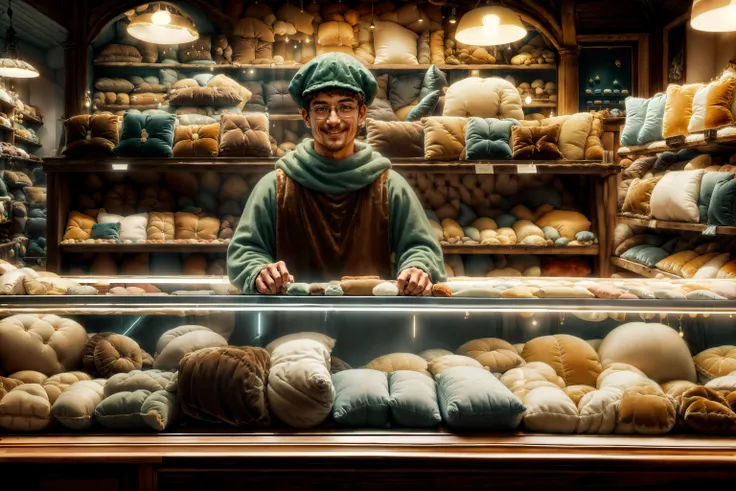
168, 86, 243, 107
688, 77, 736, 133
63, 114, 120, 157
94, 43, 142, 63
113, 113, 176, 157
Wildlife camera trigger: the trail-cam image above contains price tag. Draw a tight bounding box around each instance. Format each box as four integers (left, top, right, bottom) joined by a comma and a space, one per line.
517, 164, 537, 174
111, 163, 128, 171
474, 163, 494, 174
648, 219, 657, 229
665, 135, 685, 147
702, 225, 718, 236
704, 128, 718, 142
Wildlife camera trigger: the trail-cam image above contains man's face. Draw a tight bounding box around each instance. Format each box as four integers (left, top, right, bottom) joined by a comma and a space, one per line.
302, 91, 367, 159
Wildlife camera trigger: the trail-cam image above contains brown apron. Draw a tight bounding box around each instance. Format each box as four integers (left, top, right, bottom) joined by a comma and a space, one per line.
275, 168, 392, 282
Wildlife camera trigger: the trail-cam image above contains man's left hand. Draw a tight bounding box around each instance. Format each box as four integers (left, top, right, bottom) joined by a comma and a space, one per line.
397, 267, 432, 296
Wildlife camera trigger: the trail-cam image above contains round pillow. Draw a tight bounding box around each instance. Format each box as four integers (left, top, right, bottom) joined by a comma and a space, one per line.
443, 77, 524, 120
598, 322, 697, 383
694, 346, 736, 383
154, 325, 228, 370
522, 334, 602, 387
365, 352, 430, 377
43, 371, 92, 404
0, 314, 87, 375
456, 337, 525, 373
83, 332, 143, 378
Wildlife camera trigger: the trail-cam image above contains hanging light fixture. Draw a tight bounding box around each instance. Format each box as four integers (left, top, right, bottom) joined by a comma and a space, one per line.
691, 0, 736, 32
127, 2, 199, 45
455, 2, 527, 46
0, 0, 39, 79
448, 8, 457, 24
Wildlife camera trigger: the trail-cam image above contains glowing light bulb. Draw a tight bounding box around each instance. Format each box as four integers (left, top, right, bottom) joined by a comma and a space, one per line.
285, 36, 290, 43
249, 69, 255, 74
152, 8, 172, 26
525, 95, 532, 104
370, 19, 376, 29
532, 319, 537, 326
482, 13, 501, 32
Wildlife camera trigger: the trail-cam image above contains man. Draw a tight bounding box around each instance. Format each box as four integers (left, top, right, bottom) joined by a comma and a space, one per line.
227, 52, 445, 296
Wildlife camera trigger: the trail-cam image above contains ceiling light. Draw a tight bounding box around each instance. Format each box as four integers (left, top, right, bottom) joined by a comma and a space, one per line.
0, 0, 39, 79
127, 2, 198, 45
448, 8, 457, 24
691, 0, 736, 32
455, 6, 526, 46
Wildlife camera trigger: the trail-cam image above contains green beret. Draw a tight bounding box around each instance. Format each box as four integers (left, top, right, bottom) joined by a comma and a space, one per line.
288, 52, 378, 108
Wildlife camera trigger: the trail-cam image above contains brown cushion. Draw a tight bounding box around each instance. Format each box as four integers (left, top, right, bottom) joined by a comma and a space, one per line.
178, 346, 271, 427
422, 116, 466, 160
168, 86, 243, 107
617, 384, 677, 434
175, 212, 220, 241
680, 385, 736, 433
147, 212, 175, 241
63, 212, 95, 241
173, 124, 220, 157
457, 337, 525, 374
82, 333, 143, 378
207, 74, 252, 110
511, 124, 564, 160
522, 334, 602, 386
365, 119, 424, 158
94, 44, 142, 63
103, 183, 138, 216
265, 80, 299, 113
63, 114, 119, 157
178, 35, 213, 63
218, 114, 271, 157
233, 17, 276, 42
232, 37, 273, 64
128, 92, 166, 106
621, 175, 663, 218
94, 78, 134, 93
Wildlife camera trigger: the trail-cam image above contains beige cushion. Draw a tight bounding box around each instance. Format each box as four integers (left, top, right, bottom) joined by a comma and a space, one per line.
364, 353, 430, 376
655, 250, 699, 276
422, 116, 466, 160
650, 170, 704, 223
540, 113, 593, 160
598, 322, 696, 383
372, 21, 418, 65
500, 362, 565, 392
694, 346, 736, 383
0, 383, 52, 431
576, 387, 622, 434
522, 386, 579, 433
98, 212, 149, 241
535, 210, 591, 240
154, 325, 228, 370
51, 379, 106, 430
693, 253, 731, 279
427, 354, 485, 376
443, 77, 523, 120
456, 338, 525, 373
522, 334, 602, 386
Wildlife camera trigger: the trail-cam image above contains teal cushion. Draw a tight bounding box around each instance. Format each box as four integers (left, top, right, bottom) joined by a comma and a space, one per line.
495, 213, 517, 228
25, 217, 45, 238
708, 177, 736, 226
95, 389, 178, 431
406, 90, 440, 122
699, 172, 734, 222
113, 113, 176, 157
637, 92, 666, 144
620, 97, 650, 146
193, 73, 214, 86
419, 65, 447, 100
437, 366, 525, 429
91, 222, 121, 241
620, 244, 670, 268
465, 117, 521, 160
332, 369, 390, 427
388, 370, 441, 428
389, 73, 423, 111
32, 167, 45, 186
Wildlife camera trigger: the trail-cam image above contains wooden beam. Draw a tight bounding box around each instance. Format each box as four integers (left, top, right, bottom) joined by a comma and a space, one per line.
558, 0, 578, 115
561, 0, 577, 47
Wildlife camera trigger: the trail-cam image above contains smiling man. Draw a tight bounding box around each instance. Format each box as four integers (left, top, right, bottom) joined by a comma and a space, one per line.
227, 52, 445, 295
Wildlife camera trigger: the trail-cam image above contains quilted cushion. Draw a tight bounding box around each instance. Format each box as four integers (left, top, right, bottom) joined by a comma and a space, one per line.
179, 35, 213, 63
511, 124, 564, 160
365, 352, 430, 377
63, 114, 120, 157
207, 74, 252, 110
457, 337, 525, 374
154, 325, 227, 370
522, 335, 602, 386
465, 117, 521, 160
616, 384, 677, 435
173, 123, 220, 157
168, 86, 243, 107
694, 346, 736, 383
443, 77, 524, 120
51, 379, 106, 430
365, 119, 424, 158
63, 211, 95, 241
219, 114, 271, 157
41, 372, 93, 405
422, 116, 467, 160
387, 370, 441, 427
265, 80, 299, 113
175, 212, 219, 241
650, 170, 704, 223
82, 332, 143, 378
146, 212, 175, 241
113, 113, 176, 157
332, 369, 390, 427
0, 384, 53, 431
679, 385, 736, 432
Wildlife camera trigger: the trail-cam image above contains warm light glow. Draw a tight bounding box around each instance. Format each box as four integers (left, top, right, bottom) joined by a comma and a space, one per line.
127, 3, 198, 44
524, 94, 532, 104
691, 0, 736, 32
151, 9, 172, 26
0, 63, 38, 78
456, 6, 526, 46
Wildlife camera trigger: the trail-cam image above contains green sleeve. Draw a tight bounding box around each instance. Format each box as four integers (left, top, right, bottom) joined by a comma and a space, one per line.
388, 170, 447, 282
227, 171, 277, 294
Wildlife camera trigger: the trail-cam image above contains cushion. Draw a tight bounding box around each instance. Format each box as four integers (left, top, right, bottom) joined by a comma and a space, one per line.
146, 212, 175, 241
373, 21, 418, 65
387, 370, 441, 427
698, 172, 734, 222
520, 385, 580, 434
113, 113, 176, 157
207, 74, 252, 110
98, 212, 149, 242
422, 116, 466, 160
174, 212, 219, 241
331, 369, 390, 427
620, 245, 670, 268
522, 335, 602, 386
465, 117, 521, 160
456, 337, 525, 373
317, 20, 354, 46
168, 86, 243, 107
420, 65, 447, 101
172, 123, 220, 157
663, 83, 704, 138
708, 176, 736, 226
63, 211, 95, 241
267, 337, 334, 428
95, 77, 134, 93
650, 170, 704, 223
51, 379, 106, 430
621, 176, 663, 218
365, 119, 424, 158
178, 346, 270, 427
535, 210, 591, 240
655, 250, 699, 276
681, 253, 720, 278
94, 43, 142, 63
694, 253, 731, 279
179, 35, 213, 63
265, 79, 299, 113
63, 114, 119, 157
436, 366, 525, 429
694, 346, 736, 383
679, 385, 736, 433
0, 384, 53, 431
616, 384, 677, 435
406, 90, 441, 121
443, 77, 524, 120
389, 73, 423, 111
539, 113, 594, 160
219, 113, 271, 157
688, 77, 736, 133
620, 97, 650, 146
365, 352, 430, 377
154, 325, 228, 370
90, 222, 120, 241
598, 322, 697, 383
635, 92, 666, 144
82, 333, 143, 378
0, 314, 87, 375
42, 372, 93, 405
427, 354, 485, 376
511, 124, 564, 160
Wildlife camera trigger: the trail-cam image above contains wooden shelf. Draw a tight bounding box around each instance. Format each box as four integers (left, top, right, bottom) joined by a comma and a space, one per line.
14, 134, 41, 147
523, 101, 557, 108
0, 98, 15, 111
0, 124, 12, 134
43, 157, 621, 175
95, 104, 161, 111
94, 61, 558, 71
618, 215, 736, 236
19, 112, 43, 125
617, 125, 736, 157
60, 242, 228, 253
611, 257, 681, 279
267, 114, 303, 121
442, 245, 599, 255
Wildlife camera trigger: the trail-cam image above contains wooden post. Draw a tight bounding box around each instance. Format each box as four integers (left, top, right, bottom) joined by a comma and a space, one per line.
558, 0, 579, 115
63, 39, 86, 118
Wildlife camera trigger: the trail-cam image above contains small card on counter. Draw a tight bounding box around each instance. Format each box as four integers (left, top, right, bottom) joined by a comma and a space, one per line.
517, 164, 537, 174
474, 163, 494, 174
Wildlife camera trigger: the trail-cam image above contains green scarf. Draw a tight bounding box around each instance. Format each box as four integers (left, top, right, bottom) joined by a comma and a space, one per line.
275, 139, 391, 194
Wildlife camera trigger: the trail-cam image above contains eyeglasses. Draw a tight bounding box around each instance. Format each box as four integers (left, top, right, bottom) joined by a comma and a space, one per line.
310, 104, 358, 120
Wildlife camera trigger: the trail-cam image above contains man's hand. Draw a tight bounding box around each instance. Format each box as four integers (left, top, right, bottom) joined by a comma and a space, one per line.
397, 267, 432, 296
255, 261, 293, 294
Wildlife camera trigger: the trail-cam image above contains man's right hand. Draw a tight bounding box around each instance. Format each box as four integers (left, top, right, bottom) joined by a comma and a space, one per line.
255, 261, 293, 294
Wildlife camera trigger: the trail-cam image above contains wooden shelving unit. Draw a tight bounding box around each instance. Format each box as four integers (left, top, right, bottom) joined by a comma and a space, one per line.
14, 134, 42, 148
618, 216, 736, 236
610, 257, 680, 279
617, 125, 736, 157
442, 245, 599, 255
19, 112, 43, 125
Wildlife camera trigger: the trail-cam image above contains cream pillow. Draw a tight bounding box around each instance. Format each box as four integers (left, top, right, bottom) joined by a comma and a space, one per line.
693, 253, 731, 279
372, 21, 418, 65
540, 113, 593, 160
98, 212, 149, 242
649, 170, 704, 223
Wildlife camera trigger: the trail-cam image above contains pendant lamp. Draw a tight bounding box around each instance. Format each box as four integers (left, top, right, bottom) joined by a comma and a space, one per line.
127, 2, 199, 45
455, 5, 526, 46
691, 0, 736, 32
0, 0, 39, 79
